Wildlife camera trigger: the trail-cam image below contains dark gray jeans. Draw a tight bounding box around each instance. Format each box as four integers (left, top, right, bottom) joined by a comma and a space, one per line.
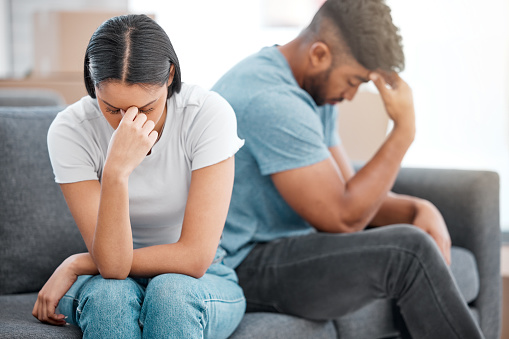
235, 225, 484, 339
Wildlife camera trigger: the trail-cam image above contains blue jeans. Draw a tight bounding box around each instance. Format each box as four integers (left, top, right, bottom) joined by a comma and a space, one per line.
58, 248, 246, 339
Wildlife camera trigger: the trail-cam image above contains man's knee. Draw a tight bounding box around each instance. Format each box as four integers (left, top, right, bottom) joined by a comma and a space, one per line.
381, 224, 439, 255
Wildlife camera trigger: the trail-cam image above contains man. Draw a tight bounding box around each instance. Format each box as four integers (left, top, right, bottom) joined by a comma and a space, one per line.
212, 0, 484, 337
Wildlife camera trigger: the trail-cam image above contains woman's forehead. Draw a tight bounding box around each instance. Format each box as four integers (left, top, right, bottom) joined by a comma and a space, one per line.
95, 81, 166, 107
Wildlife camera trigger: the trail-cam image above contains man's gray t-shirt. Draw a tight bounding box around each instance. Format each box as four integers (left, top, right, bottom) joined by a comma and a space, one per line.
212, 46, 340, 268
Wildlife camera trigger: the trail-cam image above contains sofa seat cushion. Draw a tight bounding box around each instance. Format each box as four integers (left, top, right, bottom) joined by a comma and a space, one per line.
449, 246, 479, 303
229, 312, 336, 339
0, 293, 82, 339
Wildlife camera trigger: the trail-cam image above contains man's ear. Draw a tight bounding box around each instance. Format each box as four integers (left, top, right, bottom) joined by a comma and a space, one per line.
167, 64, 176, 87
309, 42, 332, 72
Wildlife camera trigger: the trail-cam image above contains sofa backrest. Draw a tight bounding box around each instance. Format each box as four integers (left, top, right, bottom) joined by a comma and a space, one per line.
0, 106, 87, 295
0, 88, 66, 107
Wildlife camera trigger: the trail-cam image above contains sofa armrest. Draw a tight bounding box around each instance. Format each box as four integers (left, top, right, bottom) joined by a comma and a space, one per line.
391, 167, 501, 339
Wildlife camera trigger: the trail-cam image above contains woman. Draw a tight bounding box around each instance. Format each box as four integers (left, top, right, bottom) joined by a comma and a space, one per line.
32, 14, 246, 338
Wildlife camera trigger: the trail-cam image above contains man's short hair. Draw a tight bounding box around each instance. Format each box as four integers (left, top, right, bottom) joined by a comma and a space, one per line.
306, 0, 404, 72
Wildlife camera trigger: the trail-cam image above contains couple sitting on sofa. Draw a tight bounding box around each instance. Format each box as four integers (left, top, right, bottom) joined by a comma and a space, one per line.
32, 1, 485, 338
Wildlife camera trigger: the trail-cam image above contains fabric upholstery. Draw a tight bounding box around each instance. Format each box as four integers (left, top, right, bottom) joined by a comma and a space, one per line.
0, 293, 82, 339
450, 246, 480, 303
0, 88, 65, 107
228, 312, 336, 339
0, 107, 87, 295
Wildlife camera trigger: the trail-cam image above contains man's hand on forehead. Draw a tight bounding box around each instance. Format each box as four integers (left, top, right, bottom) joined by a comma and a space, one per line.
371, 70, 398, 89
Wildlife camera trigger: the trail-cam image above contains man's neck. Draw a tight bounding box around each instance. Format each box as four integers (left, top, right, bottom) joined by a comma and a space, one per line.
277, 36, 309, 88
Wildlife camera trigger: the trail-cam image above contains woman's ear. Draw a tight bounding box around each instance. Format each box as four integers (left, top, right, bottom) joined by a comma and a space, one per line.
309, 41, 332, 72
167, 64, 176, 87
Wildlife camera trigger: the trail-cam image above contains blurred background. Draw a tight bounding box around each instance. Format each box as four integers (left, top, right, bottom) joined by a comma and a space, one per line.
0, 0, 507, 234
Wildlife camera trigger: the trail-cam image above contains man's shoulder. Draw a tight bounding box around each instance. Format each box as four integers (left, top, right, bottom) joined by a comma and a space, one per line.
212, 47, 304, 107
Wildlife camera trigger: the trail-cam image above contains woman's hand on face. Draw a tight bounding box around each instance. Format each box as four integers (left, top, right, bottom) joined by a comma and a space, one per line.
32, 256, 79, 326
105, 106, 159, 178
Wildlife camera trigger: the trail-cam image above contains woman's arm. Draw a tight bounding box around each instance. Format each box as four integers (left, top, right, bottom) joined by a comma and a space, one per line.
60, 156, 235, 279
130, 156, 234, 278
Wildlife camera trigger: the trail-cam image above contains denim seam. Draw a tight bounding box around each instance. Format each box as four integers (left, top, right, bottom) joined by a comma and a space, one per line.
204, 297, 246, 304
263, 245, 463, 339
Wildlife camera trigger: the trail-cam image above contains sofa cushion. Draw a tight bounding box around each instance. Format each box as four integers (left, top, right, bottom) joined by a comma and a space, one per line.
229, 312, 336, 339
449, 246, 479, 303
0, 107, 87, 295
0, 293, 82, 339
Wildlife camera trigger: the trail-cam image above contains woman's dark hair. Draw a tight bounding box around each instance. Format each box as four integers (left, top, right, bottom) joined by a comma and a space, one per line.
84, 14, 181, 99
306, 0, 404, 72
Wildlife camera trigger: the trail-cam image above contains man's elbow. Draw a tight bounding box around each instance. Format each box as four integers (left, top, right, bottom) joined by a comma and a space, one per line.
329, 213, 368, 233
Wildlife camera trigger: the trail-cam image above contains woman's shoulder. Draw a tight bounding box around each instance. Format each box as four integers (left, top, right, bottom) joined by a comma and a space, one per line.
49, 95, 111, 144
54, 96, 103, 127
171, 83, 234, 127
174, 83, 228, 110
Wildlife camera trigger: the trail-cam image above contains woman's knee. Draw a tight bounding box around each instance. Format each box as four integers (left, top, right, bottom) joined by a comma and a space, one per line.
144, 273, 203, 310
140, 274, 206, 334
78, 275, 143, 313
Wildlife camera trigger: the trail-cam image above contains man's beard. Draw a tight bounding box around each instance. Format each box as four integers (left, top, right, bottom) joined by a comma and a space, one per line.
304, 67, 333, 106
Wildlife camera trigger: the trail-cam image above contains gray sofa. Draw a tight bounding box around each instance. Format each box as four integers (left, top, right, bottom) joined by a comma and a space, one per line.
0, 105, 501, 339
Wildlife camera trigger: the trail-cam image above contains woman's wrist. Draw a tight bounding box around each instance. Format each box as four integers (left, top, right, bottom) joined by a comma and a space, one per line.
102, 162, 131, 184
66, 253, 99, 276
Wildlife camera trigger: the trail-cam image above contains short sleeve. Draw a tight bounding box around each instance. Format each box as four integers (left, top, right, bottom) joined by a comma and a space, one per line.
187, 92, 244, 171
47, 114, 101, 184
241, 90, 331, 176
322, 104, 341, 148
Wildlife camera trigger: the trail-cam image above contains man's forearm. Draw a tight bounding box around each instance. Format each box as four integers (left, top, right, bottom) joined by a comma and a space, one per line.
368, 192, 419, 227
340, 124, 414, 230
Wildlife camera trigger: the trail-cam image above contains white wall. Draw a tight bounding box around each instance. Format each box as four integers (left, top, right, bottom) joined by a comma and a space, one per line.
129, 0, 305, 89
0, 0, 9, 78
129, 0, 509, 230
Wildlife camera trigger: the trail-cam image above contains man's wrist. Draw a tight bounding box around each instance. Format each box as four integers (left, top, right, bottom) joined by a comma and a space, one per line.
392, 116, 416, 140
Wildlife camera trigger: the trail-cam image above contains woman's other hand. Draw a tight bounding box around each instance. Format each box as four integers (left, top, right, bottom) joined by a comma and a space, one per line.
32, 255, 79, 326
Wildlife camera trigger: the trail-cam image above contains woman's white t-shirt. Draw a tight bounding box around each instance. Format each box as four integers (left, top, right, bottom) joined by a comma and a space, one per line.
48, 84, 244, 249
